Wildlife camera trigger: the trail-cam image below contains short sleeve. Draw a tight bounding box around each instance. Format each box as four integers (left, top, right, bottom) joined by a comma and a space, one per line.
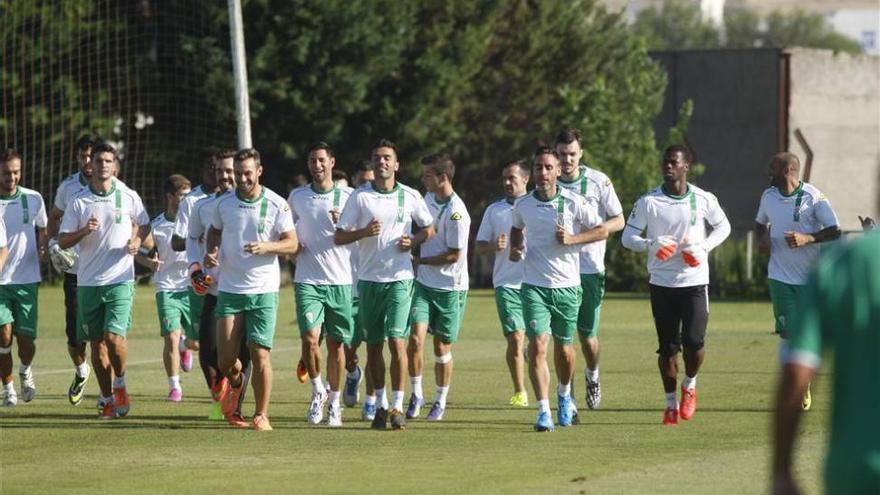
475, 206, 495, 243
812, 193, 839, 229
601, 180, 623, 218
131, 193, 149, 225
53, 183, 68, 211
211, 198, 224, 230
34, 194, 48, 229
755, 194, 769, 225
511, 203, 525, 230
287, 193, 299, 224
337, 191, 361, 231
60, 199, 83, 234
626, 197, 647, 232
0, 219, 6, 247
274, 201, 295, 236
188, 202, 205, 239
575, 197, 601, 230
174, 197, 193, 238
411, 194, 434, 229
704, 193, 727, 228
445, 208, 470, 250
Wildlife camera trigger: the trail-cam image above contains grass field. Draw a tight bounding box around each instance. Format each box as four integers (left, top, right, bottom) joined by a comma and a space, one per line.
0, 286, 828, 494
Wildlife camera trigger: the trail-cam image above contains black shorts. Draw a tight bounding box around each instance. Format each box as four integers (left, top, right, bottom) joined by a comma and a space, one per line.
64, 273, 78, 347
649, 284, 709, 357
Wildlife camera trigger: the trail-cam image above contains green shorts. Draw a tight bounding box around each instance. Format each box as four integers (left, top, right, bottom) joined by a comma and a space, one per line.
577, 272, 606, 338
494, 287, 525, 335
77, 282, 135, 341
0, 283, 39, 338
410, 282, 468, 344
768, 279, 806, 337
156, 290, 192, 337
295, 283, 353, 345
348, 297, 366, 347
521, 283, 582, 344
188, 287, 204, 341
358, 279, 413, 345
216, 291, 279, 349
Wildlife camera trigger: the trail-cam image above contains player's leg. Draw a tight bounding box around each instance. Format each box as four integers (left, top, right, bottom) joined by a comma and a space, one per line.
343, 295, 365, 408
178, 291, 196, 373
103, 282, 134, 417
215, 291, 247, 426
64, 273, 89, 379
650, 284, 682, 425
323, 285, 353, 427
406, 282, 430, 418
426, 289, 466, 421
360, 280, 389, 427
244, 292, 278, 431
496, 287, 527, 406
77, 286, 112, 416
522, 284, 553, 431
6, 284, 37, 403
551, 286, 581, 427
679, 285, 709, 421
577, 272, 605, 410
769, 280, 811, 410
90, 338, 114, 418
156, 292, 182, 401
249, 343, 273, 431
386, 280, 413, 430
295, 283, 329, 424
0, 322, 15, 406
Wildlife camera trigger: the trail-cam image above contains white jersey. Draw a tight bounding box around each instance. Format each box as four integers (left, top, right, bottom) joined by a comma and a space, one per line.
0, 187, 47, 285
511, 188, 601, 289
60, 183, 149, 286
337, 182, 433, 283
187, 192, 228, 296
625, 184, 730, 288
476, 197, 526, 289
174, 184, 211, 240
150, 213, 188, 292
417, 192, 470, 291
211, 186, 294, 294
558, 165, 623, 274
288, 183, 354, 285
0, 219, 5, 248
756, 182, 839, 285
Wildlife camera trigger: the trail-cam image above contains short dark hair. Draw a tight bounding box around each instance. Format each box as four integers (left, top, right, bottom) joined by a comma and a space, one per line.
372, 138, 397, 155
421, 153, 455, 181
503, 158, 530, 178
309, 141, 335, 159
213, 149, 236, 161
356, 160, 372, 173
92, 141, 118, 160
332, 169, 349, 183
164, 174, 192, 195
533, 145, 559, 162
664, 144, 693, 164
1, 148, 22, 164
554, 128, 583, 147
76, 135, 95, 152
771, 152, 800, 170
234, 148, 261, 166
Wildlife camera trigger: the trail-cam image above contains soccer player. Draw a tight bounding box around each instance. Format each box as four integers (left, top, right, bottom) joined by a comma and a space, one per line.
755, 152, 839, 411
205, 148, 298, 431
351, 160, 375, 187
45, 135, 94, 405
0, 149, 48, 406
58, 142, 150, 419
555, 129, 624, 412
508, 147, 605, 432
136, 174, 192, 402
335, 138, 435, 430
621, 144, 731, 425
405, 153, 470, 421
187, 149, 252, 421
171, 157, 218, 371
772, 231, 880, 495
288, 142, 355, 427
475, 159, 530, 407
0, 220, 7, 272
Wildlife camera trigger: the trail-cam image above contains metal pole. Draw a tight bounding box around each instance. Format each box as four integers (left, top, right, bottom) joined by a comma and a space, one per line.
228, 0, 252, 149
746, 230, 754, 281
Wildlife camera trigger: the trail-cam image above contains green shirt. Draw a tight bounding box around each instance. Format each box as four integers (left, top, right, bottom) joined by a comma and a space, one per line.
788, 233, 880, 493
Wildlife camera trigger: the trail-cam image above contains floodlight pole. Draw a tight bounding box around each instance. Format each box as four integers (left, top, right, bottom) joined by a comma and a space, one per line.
228, 0, 252, 149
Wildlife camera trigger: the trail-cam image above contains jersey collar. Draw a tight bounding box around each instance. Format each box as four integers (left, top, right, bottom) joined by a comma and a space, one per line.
0, 186, 21, 200
236, 186, 265, 203
777, 181, 803, 198
89, 182, 117, 197
371, 181, 400, 195
310, 182, 336, 195
532, 188, 561, 203
660, 183, 691, 200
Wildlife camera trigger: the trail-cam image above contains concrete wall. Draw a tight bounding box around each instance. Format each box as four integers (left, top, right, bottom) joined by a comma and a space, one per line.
787, 48, 880, 230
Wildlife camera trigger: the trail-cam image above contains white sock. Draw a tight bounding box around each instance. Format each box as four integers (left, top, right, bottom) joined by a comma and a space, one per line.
168, 375, 181, 390
391, 390, 404, 411
537, 399, 551, 414
665, 392, 678, 409
100, 394, 113, 405
76, 362, 89, 378
113, 375, 126, 390
178, 336, 187, 352
365, 394, 377, 406
3, 381, 14, 394
375, 387, 388, 409
682, 375, 697, 391
435, 386, 449, 408
310, 375, 324, 394
19, 364, 32, 376
330, 390, 341, 407
557, 382, 571, 397
411, 375, 423, 398
585, 367, 599, 383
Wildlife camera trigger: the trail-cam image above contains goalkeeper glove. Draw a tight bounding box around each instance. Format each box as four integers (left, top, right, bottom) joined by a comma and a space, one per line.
680, 239, 707, 267
649, 235, 678, 261
48, 238, 77, 273
189, 265, 214, 296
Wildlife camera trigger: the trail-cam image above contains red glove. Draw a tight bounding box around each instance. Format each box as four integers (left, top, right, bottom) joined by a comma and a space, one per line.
190, 270, 214, 296
650, 236, 678, 261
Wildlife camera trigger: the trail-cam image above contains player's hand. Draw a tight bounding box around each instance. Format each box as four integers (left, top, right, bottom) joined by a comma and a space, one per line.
556, 224, 574, 245
495, 233, 507, 251
83, 215, 99, 235
126, 236, 142, 256
509, 245, 524, 262
680, 239, 706, 267
858, 215, 876, 231
147, 252, 162, 272
650, 236, 678, 261
244, 241, 268, 255
190, 269, 214, 296
204, 248, 219, 268
329, 209, 341, 224
362, 218, 381, 237
784, 231, 812, 248
398, 234, 412, 251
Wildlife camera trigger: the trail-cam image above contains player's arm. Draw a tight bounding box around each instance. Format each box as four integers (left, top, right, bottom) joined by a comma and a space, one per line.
784, 225, 840, 248
244, 229, 299, 256
772, 362, 816, 495
335, 218, 380, 245
755, 222, 770, 253
58, 210, 96, 249
0, 246, 7, 273
508, 226, 525, 262
46, 206, 65, 239
417, 245, 460, 266
0, 224, 7, 271
475, 239, 505, 256
403, 224, 435, 251
134, 233, 160, 271
205, 226, 221, 268
557, 222, 608, 246
171, 234, 186, 252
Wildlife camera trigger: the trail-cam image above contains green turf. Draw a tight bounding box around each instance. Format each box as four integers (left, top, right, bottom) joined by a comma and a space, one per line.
0, 286, 828, 494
